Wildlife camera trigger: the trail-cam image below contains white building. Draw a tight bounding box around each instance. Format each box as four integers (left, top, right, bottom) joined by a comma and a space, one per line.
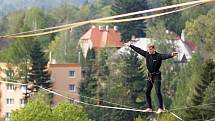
0, 63, 27, 121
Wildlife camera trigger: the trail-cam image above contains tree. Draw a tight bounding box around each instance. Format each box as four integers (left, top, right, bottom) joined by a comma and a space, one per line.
0, 39, 32, 82
202, 80, 215, 120
22, 7, 56, 47
0, 7, 56, 100
171, 6, 215, 120
52, 102, 93, 121
10, 92, 92, 121
171, 53, 204, 116
0, 16, 8, 35
111, 0, 148, 42
179, 2, 213, 35
147, 0, 213, 35
185, 7, 215, 58
28, 41, 51, 91
80, 47, 147, 121
49, 1, 113, 64
106, 49, 147, 121
7, 10, 25, 34
183, 59, 215, 120
80, 48, 114, 121
156, 0, 182, 34
49, 31, 80, 63
23, 8, 55, 31
51, 2, 78, 24
10, 92, 53, 121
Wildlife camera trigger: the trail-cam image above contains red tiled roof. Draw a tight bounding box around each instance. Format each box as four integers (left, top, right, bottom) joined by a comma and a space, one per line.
80, 27, 123, 48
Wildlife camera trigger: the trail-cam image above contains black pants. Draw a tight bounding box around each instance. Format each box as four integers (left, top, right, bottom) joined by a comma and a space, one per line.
145, 76, 163, 109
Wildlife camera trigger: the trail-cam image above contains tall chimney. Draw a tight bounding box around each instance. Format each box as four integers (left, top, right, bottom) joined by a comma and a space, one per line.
99, 25, 104, 31
114, 26, 118, 31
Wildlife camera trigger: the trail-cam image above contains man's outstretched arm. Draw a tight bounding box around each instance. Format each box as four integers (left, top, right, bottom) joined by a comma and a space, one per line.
161, 52, 178, 60
124, 42, 147, 57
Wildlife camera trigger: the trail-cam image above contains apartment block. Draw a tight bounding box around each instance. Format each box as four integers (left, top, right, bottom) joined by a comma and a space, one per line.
0, 63, 26, 120
48, 64, 82, 105
0, 63, 82, 120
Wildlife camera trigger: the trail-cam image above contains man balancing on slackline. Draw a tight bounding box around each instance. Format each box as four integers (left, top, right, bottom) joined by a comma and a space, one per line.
125, 42, 178, 114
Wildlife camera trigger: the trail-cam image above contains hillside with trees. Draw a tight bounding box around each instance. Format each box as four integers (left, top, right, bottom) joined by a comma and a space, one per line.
0, 0, 214, 120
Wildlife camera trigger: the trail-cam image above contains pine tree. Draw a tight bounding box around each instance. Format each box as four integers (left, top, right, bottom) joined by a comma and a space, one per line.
80, 48, 147, 121
107, 49, 147, 121
111, 0, 148, 42
184, 59, 215, 120
28, 41, 51, 92
202, 80, 215, 120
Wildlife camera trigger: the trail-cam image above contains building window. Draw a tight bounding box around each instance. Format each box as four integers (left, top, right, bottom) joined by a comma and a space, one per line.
20, 99, 25, 107
6, 98, 14, 105
20, 85, 27, 92
6, 84, 14, 91
69, 70, 76, 78
69, 84, 76, 92
5, 112, 11, 118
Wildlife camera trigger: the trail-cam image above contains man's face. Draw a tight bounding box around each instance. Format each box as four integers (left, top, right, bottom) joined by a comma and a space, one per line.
147, 46, 156, 54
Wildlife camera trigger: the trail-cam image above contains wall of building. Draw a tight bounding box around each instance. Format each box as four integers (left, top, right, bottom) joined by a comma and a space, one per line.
0, 82, 26, 120
0, 63, 82, 120
49, 64, 82, 105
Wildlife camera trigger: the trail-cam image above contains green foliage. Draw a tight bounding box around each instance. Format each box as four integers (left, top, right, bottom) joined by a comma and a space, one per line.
52, 102, 92, 121
157, 113, 177, 121
105, 49, 147, 120
185, 7, 215, 58
111, 0, 148, 42
148, 0, 213, 35
7, 10, 26, 33
0, 39, 32, 81
51, 2, 78, 23
80, 47, 147, 121
134, 115, 144, 121
28, 41, 51, 91
0, 39, 31, 64
147, 0, 182, 34
7, 7, 55, 34
146, 21, 173, 40
1, 1, 215, 121
1, 7, 56, 65
10, 92, 92, 121
23, 8, 55, 31
0, 16, 8, 34
49, 1, 112, 63
171, 53, 204, 116
171, 8, 215, 120
133, 113, 177, 121
202, 80, 215, 120
49, 31, 80, 63
183, 59, 215, 120
80, 48, 115, 120
10, 93, 52, 121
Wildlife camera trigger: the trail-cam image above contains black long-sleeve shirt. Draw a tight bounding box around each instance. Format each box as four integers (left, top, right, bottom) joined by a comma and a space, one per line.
130, 45, 173, 74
